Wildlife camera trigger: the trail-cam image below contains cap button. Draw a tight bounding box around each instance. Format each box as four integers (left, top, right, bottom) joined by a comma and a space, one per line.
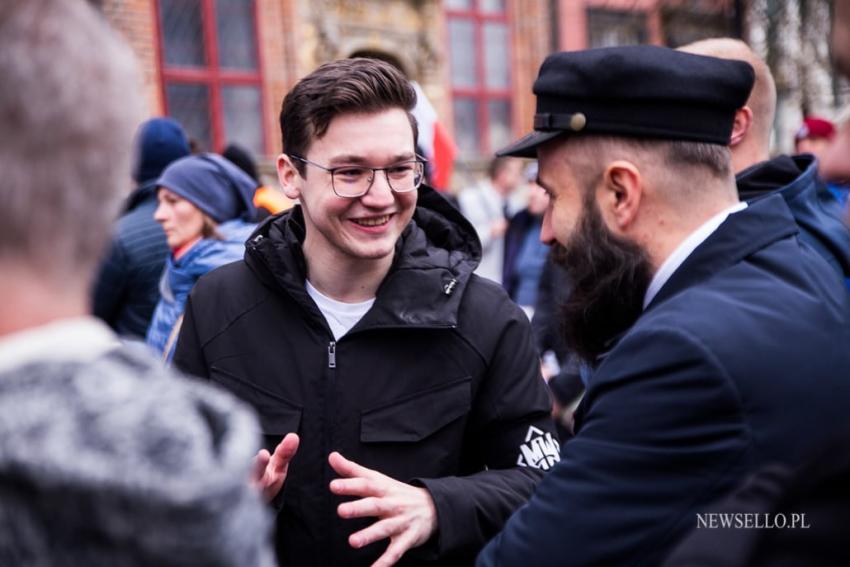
570, 113, 586, 132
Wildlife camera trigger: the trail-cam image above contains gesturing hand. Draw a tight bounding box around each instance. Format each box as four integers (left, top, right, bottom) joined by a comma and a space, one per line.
329, 452, 438, 567
251, 433, 299, 502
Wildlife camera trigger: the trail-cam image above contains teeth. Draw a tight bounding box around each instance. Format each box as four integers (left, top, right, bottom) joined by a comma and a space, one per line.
353, 215, 390, 227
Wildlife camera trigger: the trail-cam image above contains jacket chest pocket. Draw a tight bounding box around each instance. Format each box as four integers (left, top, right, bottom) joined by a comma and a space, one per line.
360, 377, 471, 443
210, 365, 302, 444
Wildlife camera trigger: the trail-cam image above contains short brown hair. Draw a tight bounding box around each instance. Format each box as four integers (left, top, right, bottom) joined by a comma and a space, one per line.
280, 58, 418, 175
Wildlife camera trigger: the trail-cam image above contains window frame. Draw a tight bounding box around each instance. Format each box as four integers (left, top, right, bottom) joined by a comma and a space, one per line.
154, 0, 267, 154
446, 0, 513, 158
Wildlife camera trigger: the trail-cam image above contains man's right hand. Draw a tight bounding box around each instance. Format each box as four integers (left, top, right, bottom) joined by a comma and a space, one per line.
251, 432, 300, 502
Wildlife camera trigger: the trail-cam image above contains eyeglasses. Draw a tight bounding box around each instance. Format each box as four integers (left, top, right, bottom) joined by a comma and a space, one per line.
288, 155, 426, 198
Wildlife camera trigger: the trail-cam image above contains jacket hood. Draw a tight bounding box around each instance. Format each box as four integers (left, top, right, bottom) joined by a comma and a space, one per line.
244, 186, 482, 328
131, 117, 191, 184
736, 154, 810, 201
123, 178, 159, 213
736, 154, 850, 280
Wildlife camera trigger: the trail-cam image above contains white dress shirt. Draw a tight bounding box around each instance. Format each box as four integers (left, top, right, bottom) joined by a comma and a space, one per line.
643, 202, 748, 309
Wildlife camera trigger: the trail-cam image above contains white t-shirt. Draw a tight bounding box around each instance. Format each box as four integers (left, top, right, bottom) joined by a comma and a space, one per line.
305, 280, 376, 341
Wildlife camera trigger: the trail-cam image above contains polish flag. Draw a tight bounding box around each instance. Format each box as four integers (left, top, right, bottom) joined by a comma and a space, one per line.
411, 82, 456, 192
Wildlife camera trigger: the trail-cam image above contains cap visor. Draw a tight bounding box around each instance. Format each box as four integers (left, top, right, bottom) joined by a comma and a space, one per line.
496, 130, 564, 158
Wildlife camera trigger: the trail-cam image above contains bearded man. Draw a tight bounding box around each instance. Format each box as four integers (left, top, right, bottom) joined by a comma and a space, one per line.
476, 45, 850, 566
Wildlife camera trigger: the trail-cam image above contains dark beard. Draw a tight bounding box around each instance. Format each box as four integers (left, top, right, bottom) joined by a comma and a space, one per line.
553, 197, 654, 365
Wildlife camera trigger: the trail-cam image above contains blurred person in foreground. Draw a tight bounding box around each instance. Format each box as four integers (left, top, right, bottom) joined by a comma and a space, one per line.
145, 154, 257, 362
173, 57, 557, 566
476, 45, 850, 566
681, 38, 850, 291
0, 1, 274, 564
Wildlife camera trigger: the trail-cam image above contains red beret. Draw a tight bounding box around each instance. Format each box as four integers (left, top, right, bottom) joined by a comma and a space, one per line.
796, 116, 836, 141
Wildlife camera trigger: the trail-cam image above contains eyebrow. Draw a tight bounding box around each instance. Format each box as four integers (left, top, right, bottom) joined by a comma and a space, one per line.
327, 152, 416, 166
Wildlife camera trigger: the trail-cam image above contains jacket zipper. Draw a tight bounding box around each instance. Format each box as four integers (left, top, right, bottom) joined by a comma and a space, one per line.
324, 339, 337, 567
328, 341, 336, 368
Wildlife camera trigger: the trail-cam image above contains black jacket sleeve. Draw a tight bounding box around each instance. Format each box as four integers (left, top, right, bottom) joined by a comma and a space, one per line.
476, 325, 750, 567
415, 298, 559, 556
172, 294, 211, 380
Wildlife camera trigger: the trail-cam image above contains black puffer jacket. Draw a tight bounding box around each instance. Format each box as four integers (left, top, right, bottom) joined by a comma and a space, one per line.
173, 187, 558, 566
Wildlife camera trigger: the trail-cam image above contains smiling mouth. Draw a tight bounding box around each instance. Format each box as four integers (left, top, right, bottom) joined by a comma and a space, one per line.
351, 214, 392, 227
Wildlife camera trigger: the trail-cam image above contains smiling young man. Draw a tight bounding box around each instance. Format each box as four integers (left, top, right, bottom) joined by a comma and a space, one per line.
173, 58, 557, 566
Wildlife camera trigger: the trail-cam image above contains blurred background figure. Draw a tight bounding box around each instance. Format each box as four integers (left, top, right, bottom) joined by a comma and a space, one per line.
0, 0, 274, 564
503, 162, 550, 318
223, 142, 293, 221
92, 117, 190, 339
146, 154, 257, 361
531, 253, 586, 441
458, 157, 524, 284
794, 116, 836, 160
820, 110, 850, 217
795, 116, 849, 209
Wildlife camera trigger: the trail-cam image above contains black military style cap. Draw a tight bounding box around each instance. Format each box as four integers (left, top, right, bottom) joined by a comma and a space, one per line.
498, 45, 755, 158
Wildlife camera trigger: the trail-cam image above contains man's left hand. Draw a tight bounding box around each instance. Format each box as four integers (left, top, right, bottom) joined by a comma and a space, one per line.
328, 452, 438, 567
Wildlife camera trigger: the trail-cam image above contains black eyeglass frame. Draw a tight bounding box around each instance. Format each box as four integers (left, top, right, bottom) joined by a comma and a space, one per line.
288, 154, 427, 198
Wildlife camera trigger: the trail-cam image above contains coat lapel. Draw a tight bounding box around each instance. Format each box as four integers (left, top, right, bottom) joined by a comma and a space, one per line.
646, 195, 798, 312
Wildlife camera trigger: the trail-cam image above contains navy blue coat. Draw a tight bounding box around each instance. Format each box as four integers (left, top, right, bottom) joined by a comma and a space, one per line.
92, 181, 169, 338
737, 154, 850, 290
477, 195, 850, 566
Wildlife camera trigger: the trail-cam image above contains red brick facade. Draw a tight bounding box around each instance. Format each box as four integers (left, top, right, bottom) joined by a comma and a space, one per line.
96, 0, 735, 166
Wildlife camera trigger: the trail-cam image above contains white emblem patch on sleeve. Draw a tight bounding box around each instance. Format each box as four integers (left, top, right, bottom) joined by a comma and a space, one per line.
517, 426, 561, 470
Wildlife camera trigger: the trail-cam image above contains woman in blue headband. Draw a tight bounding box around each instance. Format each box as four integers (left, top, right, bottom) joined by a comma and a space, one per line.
146, 153, 258, 361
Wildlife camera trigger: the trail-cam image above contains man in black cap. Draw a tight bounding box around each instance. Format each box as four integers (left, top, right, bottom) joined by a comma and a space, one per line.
477, 45, 850, 566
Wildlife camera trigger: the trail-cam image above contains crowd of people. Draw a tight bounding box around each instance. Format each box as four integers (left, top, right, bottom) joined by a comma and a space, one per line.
3, 0, 850, 565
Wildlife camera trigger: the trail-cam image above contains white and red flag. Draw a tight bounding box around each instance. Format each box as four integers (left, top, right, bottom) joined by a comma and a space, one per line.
411, 82, 456, 192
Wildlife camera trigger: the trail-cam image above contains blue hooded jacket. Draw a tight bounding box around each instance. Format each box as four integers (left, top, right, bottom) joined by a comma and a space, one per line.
737, 154, 850, 292
146, 220, 255, 362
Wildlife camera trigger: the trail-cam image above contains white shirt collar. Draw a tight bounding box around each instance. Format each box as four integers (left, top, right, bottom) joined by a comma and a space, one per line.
643, 201, 747, 309
0, 317, 120, 375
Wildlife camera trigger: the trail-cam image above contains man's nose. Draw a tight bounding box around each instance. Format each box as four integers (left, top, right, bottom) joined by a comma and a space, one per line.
361, 170, 395, 206
540, 208, 556, 245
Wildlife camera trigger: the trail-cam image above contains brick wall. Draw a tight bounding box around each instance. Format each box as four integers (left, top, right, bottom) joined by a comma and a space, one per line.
98, 0, 557, 167
101, 0, 163, 115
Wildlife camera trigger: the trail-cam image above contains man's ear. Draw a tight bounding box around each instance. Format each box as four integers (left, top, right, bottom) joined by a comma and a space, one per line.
277, 154, 302, 200
598, 160, 643, 231
730, 106, 753, 147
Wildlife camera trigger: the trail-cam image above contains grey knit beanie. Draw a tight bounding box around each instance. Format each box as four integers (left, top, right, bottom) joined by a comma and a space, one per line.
0, 347, 275, 567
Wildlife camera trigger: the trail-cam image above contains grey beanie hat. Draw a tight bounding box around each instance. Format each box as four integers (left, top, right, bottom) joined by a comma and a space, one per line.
0, 347, 275, 567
